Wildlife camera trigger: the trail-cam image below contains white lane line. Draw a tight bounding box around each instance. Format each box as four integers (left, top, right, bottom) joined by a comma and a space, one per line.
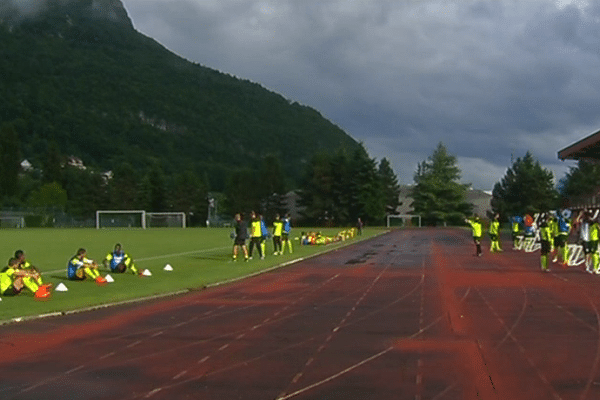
172, 371, 187, 380
99, 352, 115, 359
65, 365, 84, 375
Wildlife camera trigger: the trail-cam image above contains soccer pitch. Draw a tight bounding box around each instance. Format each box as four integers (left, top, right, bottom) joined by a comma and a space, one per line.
0, 227, 385, 322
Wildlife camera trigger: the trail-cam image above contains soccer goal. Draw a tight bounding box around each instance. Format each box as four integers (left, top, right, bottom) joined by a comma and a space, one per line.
96, 210, 146, 229
0, 216, 25, 228
387, 214, 421, 228
145, 212, 186, 228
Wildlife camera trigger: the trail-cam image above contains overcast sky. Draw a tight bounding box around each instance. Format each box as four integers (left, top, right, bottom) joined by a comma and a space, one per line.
120, 0, 600, 191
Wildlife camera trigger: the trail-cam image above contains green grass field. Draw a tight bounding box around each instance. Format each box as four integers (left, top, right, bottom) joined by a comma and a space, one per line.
0, 227, 386, 322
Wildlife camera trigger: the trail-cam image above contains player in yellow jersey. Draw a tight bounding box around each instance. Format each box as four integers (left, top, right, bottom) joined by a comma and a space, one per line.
272, 214, 283, 255
489, 214, 502, 253
465, 214, 483, 256
1, 258, 51, 298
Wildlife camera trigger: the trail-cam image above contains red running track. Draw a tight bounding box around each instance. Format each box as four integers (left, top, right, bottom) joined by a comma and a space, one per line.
1, 228, 600, 399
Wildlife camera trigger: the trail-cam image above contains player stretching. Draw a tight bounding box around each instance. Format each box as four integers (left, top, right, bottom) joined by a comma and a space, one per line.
281, 214, 293, 254
489, 214, 502, 253
103, 243, 139, 274
465, 215, 483, 257
1, 258, 51, 299
67, 248, 107, 285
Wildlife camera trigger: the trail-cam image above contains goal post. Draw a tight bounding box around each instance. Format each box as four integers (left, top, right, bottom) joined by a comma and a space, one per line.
145, 212, 186, 228
387, 214, 421, 228
0, 216, 25, 228
96, 210, 146, 229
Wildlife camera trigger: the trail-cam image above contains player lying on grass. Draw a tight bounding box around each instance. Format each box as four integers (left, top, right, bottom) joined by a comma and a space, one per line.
103, 243, 139, 274
300, 231, 346, 245
1, 258, 51, 299
67, 248, 107, 285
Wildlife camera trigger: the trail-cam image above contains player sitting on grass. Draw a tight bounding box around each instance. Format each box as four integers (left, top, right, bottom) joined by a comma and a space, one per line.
14, 249, 50, 288
67, 248, 107, 285
1, 258, 51, 299
103, 243, 139, 274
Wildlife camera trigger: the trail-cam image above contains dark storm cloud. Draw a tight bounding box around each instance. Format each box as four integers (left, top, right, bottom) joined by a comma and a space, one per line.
122, 0, 600, 190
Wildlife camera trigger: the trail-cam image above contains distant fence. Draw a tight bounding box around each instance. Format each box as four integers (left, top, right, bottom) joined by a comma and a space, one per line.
0, 209, 95, 228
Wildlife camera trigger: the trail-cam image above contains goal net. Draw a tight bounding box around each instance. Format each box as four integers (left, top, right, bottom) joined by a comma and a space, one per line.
96, 210, 146, 229
145, 212, 186, 228
387, 214, 421, 228
0, 216, 25, 228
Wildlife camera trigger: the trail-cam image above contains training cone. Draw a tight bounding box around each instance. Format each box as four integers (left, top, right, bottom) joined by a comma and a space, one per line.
34, 285, 51, 300
105, 274, 114, 283
55, 283, 68, 292
142, 269, 152, 276
163, 264, 173, 271
95, 276, 108, 286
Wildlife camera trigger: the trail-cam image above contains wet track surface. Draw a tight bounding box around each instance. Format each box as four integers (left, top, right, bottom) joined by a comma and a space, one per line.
1, 228, 600, 399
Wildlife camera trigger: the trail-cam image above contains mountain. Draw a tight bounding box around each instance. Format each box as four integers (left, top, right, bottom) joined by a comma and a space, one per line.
0, 0, 360, 191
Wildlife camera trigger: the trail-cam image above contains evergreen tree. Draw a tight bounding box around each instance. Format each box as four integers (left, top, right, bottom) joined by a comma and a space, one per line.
559, 159, 600, 200
169, 169, 208, 226
378, 158, 401, 215
224, 168, 259, 215
298, 152, 336, 225
257, 155, 287, 221
491, 151, 559, 217
299, 146, 389, 226
411, 142, 472, 226
0, 123, 21, 199
62, 166, 108, 218
147, 163, 167, 212
109, 162, 138, 209
348, 145, 386, 225
43, 141, 62, 184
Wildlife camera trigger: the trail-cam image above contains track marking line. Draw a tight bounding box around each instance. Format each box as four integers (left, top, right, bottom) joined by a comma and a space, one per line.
476, 288, 563, 400
100, 351, 115, 359
139, 270, 435, 399
65, 365, 84, 374
277, 266, 389, 395
172, 371, 187, 380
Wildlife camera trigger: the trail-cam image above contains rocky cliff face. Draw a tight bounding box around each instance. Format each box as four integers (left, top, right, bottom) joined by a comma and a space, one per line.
0, 0, 133, 28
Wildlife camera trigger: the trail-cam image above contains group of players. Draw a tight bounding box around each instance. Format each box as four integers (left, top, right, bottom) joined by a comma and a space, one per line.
232, 212, 293, 261
466, 208, 600, 273
535, 209, 599, 273
1, 244, 139, 299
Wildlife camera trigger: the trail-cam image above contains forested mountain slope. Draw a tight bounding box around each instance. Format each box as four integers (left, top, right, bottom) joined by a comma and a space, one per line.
0, 0, 360, 190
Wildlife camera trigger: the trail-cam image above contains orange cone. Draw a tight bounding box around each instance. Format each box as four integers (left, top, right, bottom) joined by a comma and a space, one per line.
34, 285, 51, 299
95, 276, 108, 286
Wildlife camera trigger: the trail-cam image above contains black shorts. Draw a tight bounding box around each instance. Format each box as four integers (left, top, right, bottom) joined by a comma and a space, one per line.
473, 236, 481, 243
282, 233, 289, 241
490, 234, 498, 241
1, 286, 20, 296
555, 235, 567, 248
112, 262, 127, 273
587, 240, 599, 254
234, 237, 246, 246
541, 240, 551, 255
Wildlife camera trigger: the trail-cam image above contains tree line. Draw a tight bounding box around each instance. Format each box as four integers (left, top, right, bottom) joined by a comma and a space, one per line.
411, 142, 595, 225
